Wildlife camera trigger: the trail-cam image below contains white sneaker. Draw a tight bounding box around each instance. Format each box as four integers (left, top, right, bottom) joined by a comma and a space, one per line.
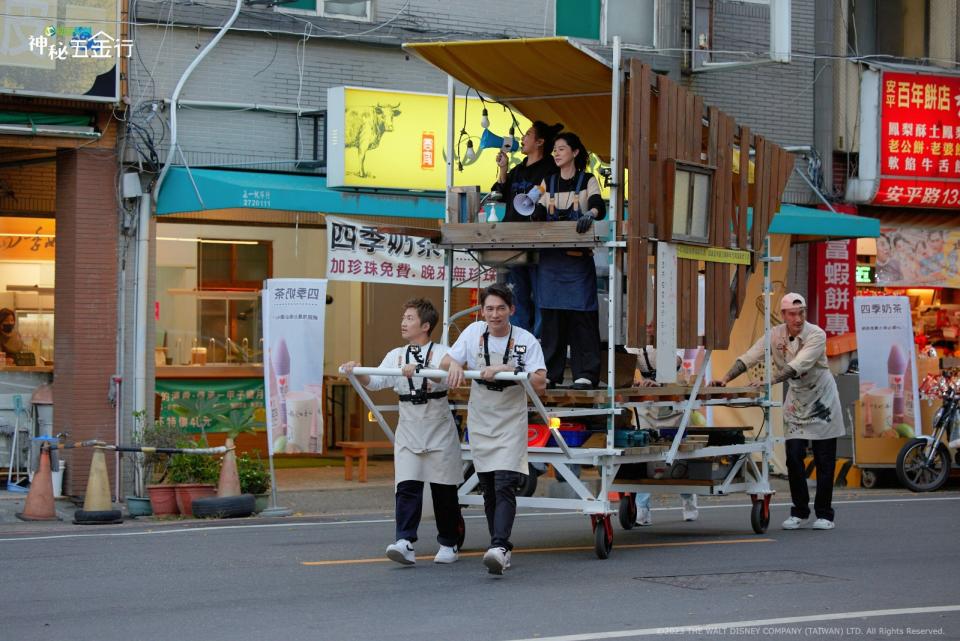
386, 539, 416, 565
636, 507, 652, 526
433, 545, 459, 564
782, 516, 810, 530
682, 497, 699, 522
812, 518, 835, 530
482, 546, 509, 575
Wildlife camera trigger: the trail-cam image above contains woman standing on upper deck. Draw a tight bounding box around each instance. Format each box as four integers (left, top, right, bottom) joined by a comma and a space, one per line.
492, 121, 563, 337
532, 131, 605, 390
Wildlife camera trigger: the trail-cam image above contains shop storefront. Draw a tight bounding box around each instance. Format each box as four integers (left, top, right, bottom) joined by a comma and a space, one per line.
0, 1, 125, 493
844, 64, 960, 474
153, 168, 457, 453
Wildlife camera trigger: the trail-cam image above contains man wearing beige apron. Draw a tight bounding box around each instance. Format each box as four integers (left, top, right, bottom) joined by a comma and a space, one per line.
342, 299, 463, 566
443, 284, 546, 575
713, 293, 844, 530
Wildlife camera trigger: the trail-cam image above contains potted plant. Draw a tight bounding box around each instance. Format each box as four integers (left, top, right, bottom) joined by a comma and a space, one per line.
168, 438, 221, 516
237, 451, 271, 513
142, 417, 184, 516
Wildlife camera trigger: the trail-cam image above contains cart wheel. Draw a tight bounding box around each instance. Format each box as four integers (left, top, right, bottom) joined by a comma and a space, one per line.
456, 513, 466, 549
592, 515, 613, 559
860, 469, 878, 489
750, 499, 769, 534
617, 494, 636, 530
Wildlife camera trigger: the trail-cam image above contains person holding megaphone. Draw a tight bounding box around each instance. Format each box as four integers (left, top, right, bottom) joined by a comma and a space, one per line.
532, 131, 605, 390
492, 121, 564, 337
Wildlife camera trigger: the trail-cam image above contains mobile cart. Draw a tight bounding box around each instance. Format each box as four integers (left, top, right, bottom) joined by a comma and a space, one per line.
342, 36, 800, 558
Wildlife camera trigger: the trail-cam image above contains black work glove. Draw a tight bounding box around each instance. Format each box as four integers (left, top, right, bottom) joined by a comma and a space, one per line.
576, 213, 594, 234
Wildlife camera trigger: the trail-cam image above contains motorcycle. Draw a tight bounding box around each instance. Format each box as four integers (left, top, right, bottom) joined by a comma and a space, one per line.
895, 381, 960, 492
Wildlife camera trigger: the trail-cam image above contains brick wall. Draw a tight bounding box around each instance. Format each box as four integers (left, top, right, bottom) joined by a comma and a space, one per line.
54, 149, 119, 497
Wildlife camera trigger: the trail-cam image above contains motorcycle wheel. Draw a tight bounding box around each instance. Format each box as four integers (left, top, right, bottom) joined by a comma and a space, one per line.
896, 438, 951, 492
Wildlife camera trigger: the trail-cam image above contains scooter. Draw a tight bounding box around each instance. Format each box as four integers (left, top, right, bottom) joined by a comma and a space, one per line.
896, 381, 960, 492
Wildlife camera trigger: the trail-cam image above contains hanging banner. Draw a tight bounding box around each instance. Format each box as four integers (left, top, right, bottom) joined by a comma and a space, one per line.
874, 70, 960, 208
262, 279, 327, 455
325, 215, 496, 287
875, 224, 960, 287
853, 296, 921, 440
807, 239, 856, 337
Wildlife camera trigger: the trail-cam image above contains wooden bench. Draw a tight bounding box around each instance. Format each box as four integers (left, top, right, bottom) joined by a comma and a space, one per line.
336, 440, 393, 482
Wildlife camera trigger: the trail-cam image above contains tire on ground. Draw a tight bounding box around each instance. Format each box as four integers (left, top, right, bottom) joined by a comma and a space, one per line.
73, 509, 123, 525
191, 494, 256, 519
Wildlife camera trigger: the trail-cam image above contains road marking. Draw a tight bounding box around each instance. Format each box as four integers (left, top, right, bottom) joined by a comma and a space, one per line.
1, 493, 957, 543
497, 604, 960, 641
301, 537, 774, 566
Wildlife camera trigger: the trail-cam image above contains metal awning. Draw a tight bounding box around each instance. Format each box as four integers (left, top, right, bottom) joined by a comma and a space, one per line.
749, 203, 880, 239
404, 37, 613, 158
156, 167, 445, 218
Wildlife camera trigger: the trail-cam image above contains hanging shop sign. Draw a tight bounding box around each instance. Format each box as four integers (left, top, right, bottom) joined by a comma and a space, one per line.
853, 296, 921, 440
326, 86, 616, 196
262, 278, 327, 456
327, 86, 531, 191
807, 239, 856, 337
325, 215, 496, 288
155, 378, 266, 434
874, 70, 960, 208
0, 0, 122, 101
875, 224, 960, 287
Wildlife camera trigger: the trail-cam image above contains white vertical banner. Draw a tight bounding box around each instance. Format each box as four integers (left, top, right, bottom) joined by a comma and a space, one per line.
262, 279, 328, 455
853, 296, 921, 439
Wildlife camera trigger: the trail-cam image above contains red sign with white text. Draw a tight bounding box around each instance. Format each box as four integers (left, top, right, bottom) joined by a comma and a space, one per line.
808, 239, 856, 337
874, 70, 960, 208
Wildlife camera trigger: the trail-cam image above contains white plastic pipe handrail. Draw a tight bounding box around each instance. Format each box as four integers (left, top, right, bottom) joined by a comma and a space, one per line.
340, 366, 572, 457
341, 366, 529, 381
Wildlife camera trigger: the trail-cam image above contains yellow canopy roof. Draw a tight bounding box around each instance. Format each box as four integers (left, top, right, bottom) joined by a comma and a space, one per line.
404, 37, 614, 159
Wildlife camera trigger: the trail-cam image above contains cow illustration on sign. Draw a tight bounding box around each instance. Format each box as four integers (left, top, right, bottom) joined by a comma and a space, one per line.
345, 103, 401, 178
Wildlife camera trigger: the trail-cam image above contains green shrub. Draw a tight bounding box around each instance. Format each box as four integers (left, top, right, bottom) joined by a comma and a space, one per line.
237, 450, 270, 495
168, 439, 221, 485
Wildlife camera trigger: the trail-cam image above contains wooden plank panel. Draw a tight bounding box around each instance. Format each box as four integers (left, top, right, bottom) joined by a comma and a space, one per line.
715, 114, 735, 349
734, 126, 750, 316
692, 95, 705, 164
702, 107, 720, 349
627, 60, 651, 347
751, 136, 768, 267
654, 74, 672, 240
713, 113, 731, 349
686, 89, 696, 162
440, 221, 604, 248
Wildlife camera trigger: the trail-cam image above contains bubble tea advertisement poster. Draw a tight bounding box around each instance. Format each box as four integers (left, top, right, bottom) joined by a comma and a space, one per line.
853, 296, 921, 445
262, 279, 328, 455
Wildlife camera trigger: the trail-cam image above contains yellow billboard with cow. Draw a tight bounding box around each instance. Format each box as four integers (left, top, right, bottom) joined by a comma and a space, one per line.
327, 86, 532, 191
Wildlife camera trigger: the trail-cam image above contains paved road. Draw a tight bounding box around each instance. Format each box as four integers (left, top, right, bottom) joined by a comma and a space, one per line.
2, 489, 959, 641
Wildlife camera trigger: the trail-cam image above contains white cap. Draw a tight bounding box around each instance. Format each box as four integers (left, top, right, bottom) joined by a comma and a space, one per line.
780, 292, 806, 311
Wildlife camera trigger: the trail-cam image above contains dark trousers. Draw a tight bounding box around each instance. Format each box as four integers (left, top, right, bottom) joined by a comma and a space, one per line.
395, 480, 461, 547
477, 470, 525, 550
540, 308, 601, 386
508, 266, 541, 338
785, 438, 837, 521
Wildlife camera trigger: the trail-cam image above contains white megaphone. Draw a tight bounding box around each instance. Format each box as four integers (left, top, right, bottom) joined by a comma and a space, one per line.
512, 185, 542, 217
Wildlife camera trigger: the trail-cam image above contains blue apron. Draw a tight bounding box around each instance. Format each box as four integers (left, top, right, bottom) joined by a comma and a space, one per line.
535, 173, 598, 312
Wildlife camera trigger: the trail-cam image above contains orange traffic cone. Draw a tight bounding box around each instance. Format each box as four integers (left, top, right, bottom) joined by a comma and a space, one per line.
16, 447, 58, 521
73, 447, 122, 524
217, 437, 241, 497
